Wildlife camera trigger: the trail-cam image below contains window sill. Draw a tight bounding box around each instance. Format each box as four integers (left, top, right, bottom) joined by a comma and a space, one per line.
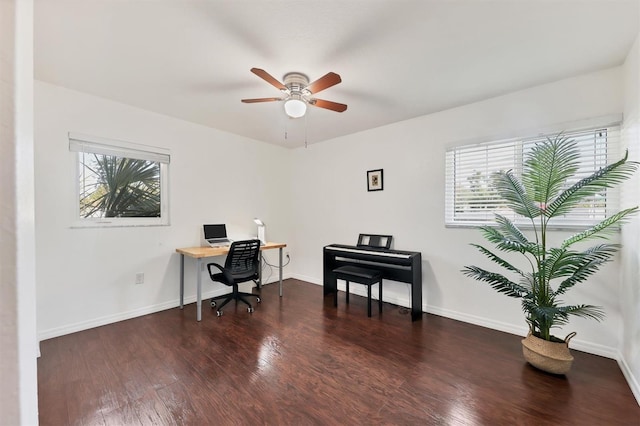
445, 222, 619, 232
70, 219, 170, 229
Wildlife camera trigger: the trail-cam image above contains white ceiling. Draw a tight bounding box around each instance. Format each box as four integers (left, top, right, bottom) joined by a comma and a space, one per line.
34, 0, 639, 148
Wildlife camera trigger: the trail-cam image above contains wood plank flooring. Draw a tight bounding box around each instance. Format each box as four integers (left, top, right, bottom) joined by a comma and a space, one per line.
38, 279, 640, 425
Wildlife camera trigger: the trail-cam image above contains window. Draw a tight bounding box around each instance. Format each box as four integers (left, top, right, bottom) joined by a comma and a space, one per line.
69, 133, 170, 227
445, 124, 621, 228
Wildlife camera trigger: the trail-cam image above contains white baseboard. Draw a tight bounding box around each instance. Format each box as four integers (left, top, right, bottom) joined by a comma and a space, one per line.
618, 353, 640, 406
425, 304, 527, 337
291, 273, 321, 285
425, 304, 619, 359
38, 272, 293, 341
568, 338, 619, 359
37, 288, 221, 341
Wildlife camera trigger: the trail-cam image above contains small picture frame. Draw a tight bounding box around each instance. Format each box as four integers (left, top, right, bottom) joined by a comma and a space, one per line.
367, 169, 383, 191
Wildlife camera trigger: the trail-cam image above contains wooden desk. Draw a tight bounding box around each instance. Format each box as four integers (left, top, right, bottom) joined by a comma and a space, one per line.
176, 242, 287, 321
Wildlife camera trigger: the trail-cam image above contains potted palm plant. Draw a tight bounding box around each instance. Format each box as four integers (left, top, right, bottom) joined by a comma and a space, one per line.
463, 133, 638, 374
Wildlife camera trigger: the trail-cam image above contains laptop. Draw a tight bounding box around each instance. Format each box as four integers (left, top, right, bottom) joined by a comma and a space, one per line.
203, 224, 233, 247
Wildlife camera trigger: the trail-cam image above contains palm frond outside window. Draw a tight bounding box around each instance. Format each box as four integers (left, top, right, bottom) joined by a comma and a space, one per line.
70, 133, 170, 227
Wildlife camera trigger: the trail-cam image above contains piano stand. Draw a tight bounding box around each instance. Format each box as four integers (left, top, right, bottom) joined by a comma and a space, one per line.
333, 265, 383, 317
324, 244, 423, 321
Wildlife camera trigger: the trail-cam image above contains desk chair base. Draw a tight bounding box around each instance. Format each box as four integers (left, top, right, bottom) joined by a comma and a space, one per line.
210, 285, 260, 316
333, 265, 383, 317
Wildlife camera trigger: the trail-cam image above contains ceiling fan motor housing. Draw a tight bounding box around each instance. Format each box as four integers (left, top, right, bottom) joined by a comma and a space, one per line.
283, 72, 310, 95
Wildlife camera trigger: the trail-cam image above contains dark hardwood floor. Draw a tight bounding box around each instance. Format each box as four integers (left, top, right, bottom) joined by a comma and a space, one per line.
38, 279, 639, 425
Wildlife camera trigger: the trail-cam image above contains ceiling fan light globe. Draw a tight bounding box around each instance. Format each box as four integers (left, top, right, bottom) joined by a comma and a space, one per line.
284, 99, 307, 118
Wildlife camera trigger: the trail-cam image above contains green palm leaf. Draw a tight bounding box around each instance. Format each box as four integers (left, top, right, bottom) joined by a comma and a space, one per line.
479, 226, 528, 253
555, 244, 619, 295
462, 266, 527, 298
545, 152, 638, 218
561, 207, 638, 248
479, 220, 539, 255
556, 304, 605, 322
470, 244, 526, 277
492, 170, 540, 219
541, 248, 571, 281
494, 214, 530, 245
522, 134, 580, 205
523, 302, 561, 338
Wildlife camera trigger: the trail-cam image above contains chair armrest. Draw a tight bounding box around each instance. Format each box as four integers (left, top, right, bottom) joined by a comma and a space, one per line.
207, 262, 234, 284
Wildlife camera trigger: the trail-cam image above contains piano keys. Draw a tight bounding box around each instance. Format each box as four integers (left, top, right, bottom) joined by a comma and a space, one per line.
323, 244, 423, 321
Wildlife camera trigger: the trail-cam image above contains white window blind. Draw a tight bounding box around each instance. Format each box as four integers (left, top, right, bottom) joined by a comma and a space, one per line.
69, 133, 170, 164
445, 125, 621, 228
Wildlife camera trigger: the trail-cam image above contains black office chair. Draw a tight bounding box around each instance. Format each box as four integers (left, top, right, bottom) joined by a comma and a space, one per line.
207, 239, 261, 316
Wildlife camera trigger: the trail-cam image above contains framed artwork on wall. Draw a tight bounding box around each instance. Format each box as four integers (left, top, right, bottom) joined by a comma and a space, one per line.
367, 169, 383, 191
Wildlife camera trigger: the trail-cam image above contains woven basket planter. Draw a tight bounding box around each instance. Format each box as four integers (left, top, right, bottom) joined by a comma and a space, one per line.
521, 332, 576, 375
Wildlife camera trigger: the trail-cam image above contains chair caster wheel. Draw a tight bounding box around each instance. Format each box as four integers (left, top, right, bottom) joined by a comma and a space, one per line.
216, 310, 223, 317
256, 297, 261, 303
210, 300, 216, 308
248, 307, 254, 313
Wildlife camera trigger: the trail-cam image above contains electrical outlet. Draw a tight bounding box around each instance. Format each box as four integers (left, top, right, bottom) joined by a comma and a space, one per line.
135, 272, 144, 284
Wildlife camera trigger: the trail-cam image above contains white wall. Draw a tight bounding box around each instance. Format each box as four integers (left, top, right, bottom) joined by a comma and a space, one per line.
0, 1, 20, 421
35, 81, 292, 339
16, 1, 38, 422
621, 33, 640, 402
1, 0, 38, 424
291, 67, 627, 357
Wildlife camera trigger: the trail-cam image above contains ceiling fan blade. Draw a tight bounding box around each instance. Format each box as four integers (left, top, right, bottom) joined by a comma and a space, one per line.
305, 72, 342, 94
310, 98, 348, 113
241, 97, 283, 103
250, 68, 287, 91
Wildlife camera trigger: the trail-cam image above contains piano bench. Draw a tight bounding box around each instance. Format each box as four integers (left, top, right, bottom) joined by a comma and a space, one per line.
333, 265, 383, 317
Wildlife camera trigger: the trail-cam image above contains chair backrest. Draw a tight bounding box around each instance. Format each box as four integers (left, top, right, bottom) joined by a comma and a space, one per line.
357, 234, 392, 249
224, 239, 261, 280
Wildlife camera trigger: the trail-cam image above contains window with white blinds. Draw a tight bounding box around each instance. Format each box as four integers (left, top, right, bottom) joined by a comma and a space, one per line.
445, 125, 621, 228
69, 133, 171, 227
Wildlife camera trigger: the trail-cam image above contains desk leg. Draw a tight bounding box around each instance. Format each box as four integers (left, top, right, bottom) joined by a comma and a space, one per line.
179, 254, 185, 309
257, 251, 262, 289
279, 247, 283, 297
196, 258, 202, 322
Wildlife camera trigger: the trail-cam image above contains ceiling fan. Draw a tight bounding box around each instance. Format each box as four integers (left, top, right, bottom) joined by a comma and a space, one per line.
241, 68, 347, 118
